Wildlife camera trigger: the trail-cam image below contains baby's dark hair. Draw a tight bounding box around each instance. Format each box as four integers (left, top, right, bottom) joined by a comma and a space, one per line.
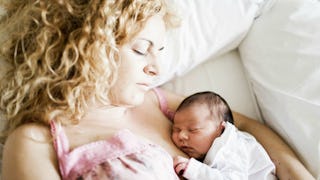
176, 91, 234, 124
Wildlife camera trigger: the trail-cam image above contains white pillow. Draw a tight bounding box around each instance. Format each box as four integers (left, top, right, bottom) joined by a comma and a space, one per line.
239, 0, 320, 177
163, 50, 262, 121
156, 0, 275, 85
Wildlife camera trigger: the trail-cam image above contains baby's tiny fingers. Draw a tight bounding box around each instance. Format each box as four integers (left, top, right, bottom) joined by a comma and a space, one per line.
174, 162, 186, 175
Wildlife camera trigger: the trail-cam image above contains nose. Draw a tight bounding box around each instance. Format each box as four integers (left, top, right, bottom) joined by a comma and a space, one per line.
178, 130, 188, 140
143, 63, 158, 76
143, 52, 160, 76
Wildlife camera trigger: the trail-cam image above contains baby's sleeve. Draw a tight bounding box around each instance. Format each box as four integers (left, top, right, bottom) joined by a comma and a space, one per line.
183, 158, 247, 180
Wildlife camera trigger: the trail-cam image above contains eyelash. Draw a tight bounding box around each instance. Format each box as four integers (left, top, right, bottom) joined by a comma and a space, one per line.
189, 128, 199, 132
133, 49, 148, 56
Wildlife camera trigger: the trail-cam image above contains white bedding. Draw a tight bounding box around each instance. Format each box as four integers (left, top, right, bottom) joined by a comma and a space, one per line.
239, 0, 320, 176
160, 0, 319, 178
0, 0, 319, 178
163, 50, 261, 121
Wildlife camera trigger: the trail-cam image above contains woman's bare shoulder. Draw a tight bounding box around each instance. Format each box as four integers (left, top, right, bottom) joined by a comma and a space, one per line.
5, 123, 52, 145
2, 123, 60, 179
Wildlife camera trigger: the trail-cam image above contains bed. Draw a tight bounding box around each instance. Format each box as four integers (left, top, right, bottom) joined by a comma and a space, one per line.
0, 0, 319, 178
156, 0, 320, 178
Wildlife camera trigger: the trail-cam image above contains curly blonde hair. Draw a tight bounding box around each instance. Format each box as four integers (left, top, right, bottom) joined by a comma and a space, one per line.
0, 0, 178, 143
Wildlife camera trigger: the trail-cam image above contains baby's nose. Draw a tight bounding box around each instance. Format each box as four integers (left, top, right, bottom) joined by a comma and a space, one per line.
178, 130, 188, 140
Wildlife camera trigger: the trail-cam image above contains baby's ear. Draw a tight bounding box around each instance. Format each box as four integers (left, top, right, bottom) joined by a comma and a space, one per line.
220, 121, 226, 129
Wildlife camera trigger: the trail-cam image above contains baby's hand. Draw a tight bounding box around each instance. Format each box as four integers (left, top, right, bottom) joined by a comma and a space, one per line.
173, 156, 189, 176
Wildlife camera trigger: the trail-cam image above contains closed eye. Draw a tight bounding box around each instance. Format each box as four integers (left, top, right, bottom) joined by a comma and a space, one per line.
189, 128, 200, 133
133, 49, 147, 56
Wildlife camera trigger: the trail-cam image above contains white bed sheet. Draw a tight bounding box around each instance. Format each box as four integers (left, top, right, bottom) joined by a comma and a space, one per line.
162, 50, 261, 122
239, 0, 320, 177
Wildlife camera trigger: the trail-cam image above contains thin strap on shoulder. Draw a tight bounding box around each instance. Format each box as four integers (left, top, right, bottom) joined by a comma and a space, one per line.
50, 120, 69, 177
152, 88, 175, 121
50, 120, 70, 155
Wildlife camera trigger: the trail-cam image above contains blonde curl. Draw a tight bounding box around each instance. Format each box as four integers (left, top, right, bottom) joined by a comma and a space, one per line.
0, 0, 178, 143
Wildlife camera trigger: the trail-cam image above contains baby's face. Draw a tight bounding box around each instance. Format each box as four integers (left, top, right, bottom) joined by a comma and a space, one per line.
171, 103, 224, 160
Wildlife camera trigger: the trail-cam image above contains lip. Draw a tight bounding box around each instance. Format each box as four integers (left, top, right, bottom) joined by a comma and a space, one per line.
181, 146, 193, 152
180, 146, 195, 156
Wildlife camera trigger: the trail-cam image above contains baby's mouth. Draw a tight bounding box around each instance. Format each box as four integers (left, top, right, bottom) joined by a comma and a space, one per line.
180, 146, 194, 153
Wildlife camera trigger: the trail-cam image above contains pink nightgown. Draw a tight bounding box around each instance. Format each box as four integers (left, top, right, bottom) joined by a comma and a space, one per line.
50, 88, 178, 180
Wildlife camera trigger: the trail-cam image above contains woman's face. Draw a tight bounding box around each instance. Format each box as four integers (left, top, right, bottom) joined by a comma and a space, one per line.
110, 14, 166, 107
171, 103, 224, 160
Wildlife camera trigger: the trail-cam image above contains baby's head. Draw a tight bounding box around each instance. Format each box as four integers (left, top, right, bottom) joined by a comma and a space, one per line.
171, 91, 233, 160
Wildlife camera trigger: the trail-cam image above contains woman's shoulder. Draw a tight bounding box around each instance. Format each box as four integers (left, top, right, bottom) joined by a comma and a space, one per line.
4, 123, 53, 152
2, 123, 60, 179
7, 123, 51, 141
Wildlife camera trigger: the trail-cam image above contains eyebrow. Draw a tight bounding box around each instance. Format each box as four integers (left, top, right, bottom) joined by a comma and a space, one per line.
137, 38, 164, 51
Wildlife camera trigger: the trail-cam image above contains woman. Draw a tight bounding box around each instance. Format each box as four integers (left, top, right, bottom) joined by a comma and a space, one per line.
0, 0, 313, 179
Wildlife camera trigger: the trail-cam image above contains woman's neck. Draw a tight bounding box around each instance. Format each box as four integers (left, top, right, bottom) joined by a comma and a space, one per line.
81, 104, 129, 124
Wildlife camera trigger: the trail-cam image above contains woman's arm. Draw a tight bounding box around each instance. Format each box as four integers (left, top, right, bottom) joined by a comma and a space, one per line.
160, 87, 314, 179
233, 111, 315, 180
2, 124, 61, 180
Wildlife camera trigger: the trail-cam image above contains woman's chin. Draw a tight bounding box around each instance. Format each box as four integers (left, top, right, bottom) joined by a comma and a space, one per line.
119, 93, 145, 107
131, 94, 145, 106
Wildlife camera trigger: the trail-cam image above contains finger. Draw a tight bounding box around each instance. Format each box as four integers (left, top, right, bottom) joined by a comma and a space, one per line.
174, 162, 186, 174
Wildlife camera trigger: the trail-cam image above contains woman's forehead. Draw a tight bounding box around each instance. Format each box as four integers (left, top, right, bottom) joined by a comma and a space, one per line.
132, 15, 166, 48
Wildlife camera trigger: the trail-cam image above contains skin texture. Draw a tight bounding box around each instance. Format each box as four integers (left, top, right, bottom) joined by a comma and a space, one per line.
110, 14, 166, 107
171, 102, 226, 175
172, 103, 224, 160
